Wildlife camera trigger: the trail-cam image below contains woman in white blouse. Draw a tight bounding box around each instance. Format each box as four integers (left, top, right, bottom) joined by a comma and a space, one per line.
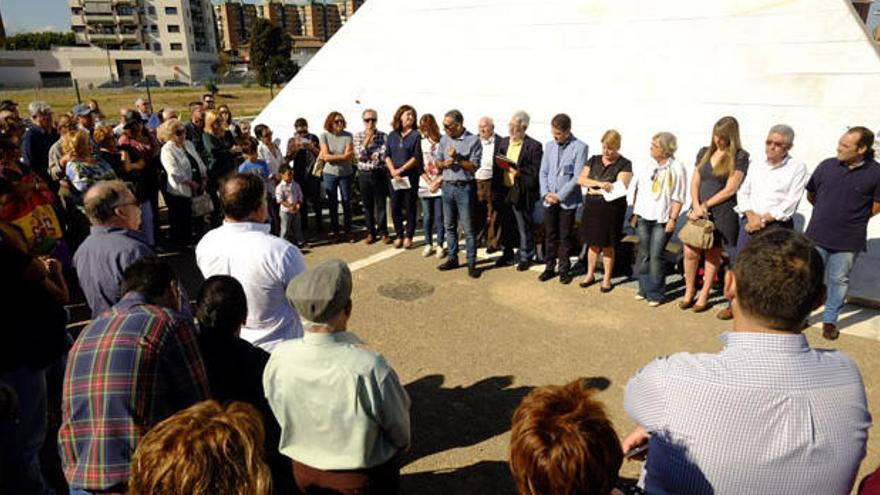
255, 123, 284, 235
631, 132, 687, 306
160, 119, 207, 244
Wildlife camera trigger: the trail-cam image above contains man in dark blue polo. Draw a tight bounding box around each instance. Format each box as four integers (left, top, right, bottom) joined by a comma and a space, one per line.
435, 109, 483, 279
805, 126, 880, 340
74, 180, 155, 318
20, 101, 58, 187
538, 114, 588, 284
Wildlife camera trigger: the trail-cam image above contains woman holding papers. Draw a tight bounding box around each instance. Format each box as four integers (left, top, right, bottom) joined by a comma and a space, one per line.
576, 130, 633, 292
418, 114, 445, 258
680, 116, 749, 312
385, 105, 423, 249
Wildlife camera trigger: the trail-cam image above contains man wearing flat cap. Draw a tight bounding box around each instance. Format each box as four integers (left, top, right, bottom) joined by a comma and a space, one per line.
263, 259, 411, 494
72, 103, 96, 136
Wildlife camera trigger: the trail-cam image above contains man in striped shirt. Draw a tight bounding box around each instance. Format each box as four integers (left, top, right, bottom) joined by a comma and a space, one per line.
59, 258, 210, 493
623, 229, 871, 495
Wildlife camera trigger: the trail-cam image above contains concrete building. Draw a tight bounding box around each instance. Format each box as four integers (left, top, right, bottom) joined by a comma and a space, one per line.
260, 0, 303, 36
215, 0, 258, 55
298, 1, 342, 41
67, 0, 218, 85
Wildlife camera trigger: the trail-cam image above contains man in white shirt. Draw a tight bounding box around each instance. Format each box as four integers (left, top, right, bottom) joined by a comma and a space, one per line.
716, 124, 807, 320
623, 228, 870, 495
264, 259, 411, 494
196, 173, 306, 351
475, 116, 503, 253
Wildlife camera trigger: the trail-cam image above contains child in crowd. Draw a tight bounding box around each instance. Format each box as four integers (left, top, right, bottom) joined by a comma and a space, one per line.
275, 164, 305, 247
238, 137, 275, 230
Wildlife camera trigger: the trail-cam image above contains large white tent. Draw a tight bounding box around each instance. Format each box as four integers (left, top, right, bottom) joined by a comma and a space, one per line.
254, 0, 880, 302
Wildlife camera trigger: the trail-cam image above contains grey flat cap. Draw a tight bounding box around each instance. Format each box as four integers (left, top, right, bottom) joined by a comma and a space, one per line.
286, 259, 352, 323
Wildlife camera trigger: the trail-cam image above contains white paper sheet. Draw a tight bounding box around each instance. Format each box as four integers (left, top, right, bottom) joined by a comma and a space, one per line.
602, 180, 627, 202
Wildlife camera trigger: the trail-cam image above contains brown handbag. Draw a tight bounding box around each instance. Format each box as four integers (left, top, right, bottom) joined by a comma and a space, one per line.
678, 218, 715, 250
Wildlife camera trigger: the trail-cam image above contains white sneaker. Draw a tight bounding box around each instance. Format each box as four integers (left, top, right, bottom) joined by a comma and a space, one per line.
436, 247, 447, 259
422, 245, 435, 257
648, 300, 661, 307
634, 294, 645, 301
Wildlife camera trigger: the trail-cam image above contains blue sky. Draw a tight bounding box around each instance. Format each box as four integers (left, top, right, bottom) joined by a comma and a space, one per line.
1, 0, 878, 34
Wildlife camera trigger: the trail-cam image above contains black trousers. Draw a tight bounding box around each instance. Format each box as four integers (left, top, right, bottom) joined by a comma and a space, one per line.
358, 169, 389, 237
389, 173, 419, 239
544, 203, 576, 272
165, 193, 192, 244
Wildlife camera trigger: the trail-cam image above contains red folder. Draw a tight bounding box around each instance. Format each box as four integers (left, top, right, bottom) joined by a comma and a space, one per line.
494, 154, 517, 170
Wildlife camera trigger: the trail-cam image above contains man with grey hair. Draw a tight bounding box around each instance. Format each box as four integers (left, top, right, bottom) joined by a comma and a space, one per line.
715, 124, 807, 320
135, 97, 160, 129
474, 116, 502, 254
73, 180, 154, 317
264, 258, 411, 493
496, 110, 544, 270
435, 109, 483, 278
21, 101, 58, 185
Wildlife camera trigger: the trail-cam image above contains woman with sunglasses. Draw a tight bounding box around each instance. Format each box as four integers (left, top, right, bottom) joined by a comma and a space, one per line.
630, 132, 687, 306
160, 119, 207, 245
319, 111, 355, 243
385, 105, 422, 249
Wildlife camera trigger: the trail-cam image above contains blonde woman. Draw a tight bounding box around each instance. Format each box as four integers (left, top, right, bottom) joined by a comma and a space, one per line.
681, 116, 749, 312
202, 109, 239, 183
577, 130, 633, 292
631, 132, 687, 305
160, 119, 207, 244
64, 129, 116, 195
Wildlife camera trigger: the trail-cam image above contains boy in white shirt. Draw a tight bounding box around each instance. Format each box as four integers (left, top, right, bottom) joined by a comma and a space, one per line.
275, 164, 305, 247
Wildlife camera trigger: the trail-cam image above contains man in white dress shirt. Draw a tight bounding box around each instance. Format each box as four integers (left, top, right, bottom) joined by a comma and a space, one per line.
622, 229, 870, 495
716, 124, 808, 320
196, 173, 306, 351
475, 116, 503, 253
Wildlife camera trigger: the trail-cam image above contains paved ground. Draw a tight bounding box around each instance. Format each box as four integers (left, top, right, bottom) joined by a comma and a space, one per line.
162, 231, 880, 495
58, 225, 880, 494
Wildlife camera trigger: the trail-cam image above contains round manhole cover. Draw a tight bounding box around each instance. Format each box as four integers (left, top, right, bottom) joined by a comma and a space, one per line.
377, 278, 435, 301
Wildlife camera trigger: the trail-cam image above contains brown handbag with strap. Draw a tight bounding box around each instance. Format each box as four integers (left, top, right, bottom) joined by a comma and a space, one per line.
678, 218, 715, 250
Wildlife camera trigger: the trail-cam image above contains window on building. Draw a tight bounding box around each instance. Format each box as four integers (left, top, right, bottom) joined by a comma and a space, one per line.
147, 6, 156, 15
170, 43, 183, 51
150, 25, 158, 34
168, 25, 180, 33
165, 7, 178, 15
71, 7, 83, 15
153, 43, 162, 52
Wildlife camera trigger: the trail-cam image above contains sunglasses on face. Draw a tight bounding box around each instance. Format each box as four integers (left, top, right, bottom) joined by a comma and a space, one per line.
334, 119, 345, 124
363, 118, 376, 123
765, 140, 786, 148
175, 128, 186, 136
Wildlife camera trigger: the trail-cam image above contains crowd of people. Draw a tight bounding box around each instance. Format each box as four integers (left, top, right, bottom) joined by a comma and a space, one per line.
1, 91, 879, 494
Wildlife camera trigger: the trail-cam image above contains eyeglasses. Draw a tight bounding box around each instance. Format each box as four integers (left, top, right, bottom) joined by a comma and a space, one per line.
175, 128, 186, 136
363, 118, 377, 123
765, 140, 787, 148
443, 123, 457, 130
334, 119, 345, 124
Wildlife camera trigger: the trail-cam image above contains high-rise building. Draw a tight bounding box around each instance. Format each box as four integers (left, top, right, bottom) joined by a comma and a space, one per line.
215, 0, 258, 53
298, 0, 342, 41
340, 0, 364, 24
66, 0, 218, 84
261, 0, 303, 37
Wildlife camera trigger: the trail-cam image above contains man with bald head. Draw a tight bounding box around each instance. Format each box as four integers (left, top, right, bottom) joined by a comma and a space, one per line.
197, 173, 307, 351
73, 180, 154, 317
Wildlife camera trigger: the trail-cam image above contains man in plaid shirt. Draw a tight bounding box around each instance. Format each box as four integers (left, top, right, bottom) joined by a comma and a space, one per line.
59, 257, 210, 493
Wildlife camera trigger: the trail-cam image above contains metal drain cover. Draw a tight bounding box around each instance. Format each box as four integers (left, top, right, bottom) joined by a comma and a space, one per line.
377, 278, 435, 301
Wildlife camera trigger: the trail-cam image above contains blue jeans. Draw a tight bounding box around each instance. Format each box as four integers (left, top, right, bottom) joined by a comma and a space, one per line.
636, 218, 671, 302
421, 196, 444, 247
442, 182, 476, 265
512, 206, 535, 263
815, 246, 858, 326
322, 173, 352, 233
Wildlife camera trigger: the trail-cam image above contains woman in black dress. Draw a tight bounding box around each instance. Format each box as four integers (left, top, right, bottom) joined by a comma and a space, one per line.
681, 116, 749, 312
577, 130, 633, 292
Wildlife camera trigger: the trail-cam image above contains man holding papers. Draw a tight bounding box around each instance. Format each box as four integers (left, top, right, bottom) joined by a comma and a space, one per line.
577, 130, 633, 292
495, 111, 544, 271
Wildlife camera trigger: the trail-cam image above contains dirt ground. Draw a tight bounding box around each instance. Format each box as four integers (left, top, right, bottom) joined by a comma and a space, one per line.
167, 236, 880, 495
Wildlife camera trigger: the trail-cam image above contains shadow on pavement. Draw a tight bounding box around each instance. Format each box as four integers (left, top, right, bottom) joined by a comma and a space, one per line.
403, 375, 532, 466
401, 461, 516, 495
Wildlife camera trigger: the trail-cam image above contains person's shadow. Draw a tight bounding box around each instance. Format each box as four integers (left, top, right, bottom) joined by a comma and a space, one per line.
401, 461, 516, 494
402, 375, 532, 466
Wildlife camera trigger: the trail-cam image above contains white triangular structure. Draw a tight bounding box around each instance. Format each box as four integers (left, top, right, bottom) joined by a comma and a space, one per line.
255, 0, 880, 303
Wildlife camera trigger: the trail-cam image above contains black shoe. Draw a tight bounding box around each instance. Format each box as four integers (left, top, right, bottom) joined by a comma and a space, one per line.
516, 261, 531, 272
494, 256, 514, 268
437, 259, 459, 271
468, 265, 481, 279
538, 269, 556, 282
559, 272, 573, 285
486, 246, 498, 255
600, 284, 614, 293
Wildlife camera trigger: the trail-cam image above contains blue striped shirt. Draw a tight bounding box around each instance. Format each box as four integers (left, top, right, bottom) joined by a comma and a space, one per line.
625, 332, 871, 495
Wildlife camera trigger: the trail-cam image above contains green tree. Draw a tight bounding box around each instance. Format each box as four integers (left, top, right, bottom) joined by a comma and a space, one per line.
249, 18, 298, 97
0, 32, 76, 50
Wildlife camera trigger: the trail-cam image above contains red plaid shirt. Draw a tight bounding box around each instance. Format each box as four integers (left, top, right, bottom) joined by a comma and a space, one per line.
58, 292, 210, 490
